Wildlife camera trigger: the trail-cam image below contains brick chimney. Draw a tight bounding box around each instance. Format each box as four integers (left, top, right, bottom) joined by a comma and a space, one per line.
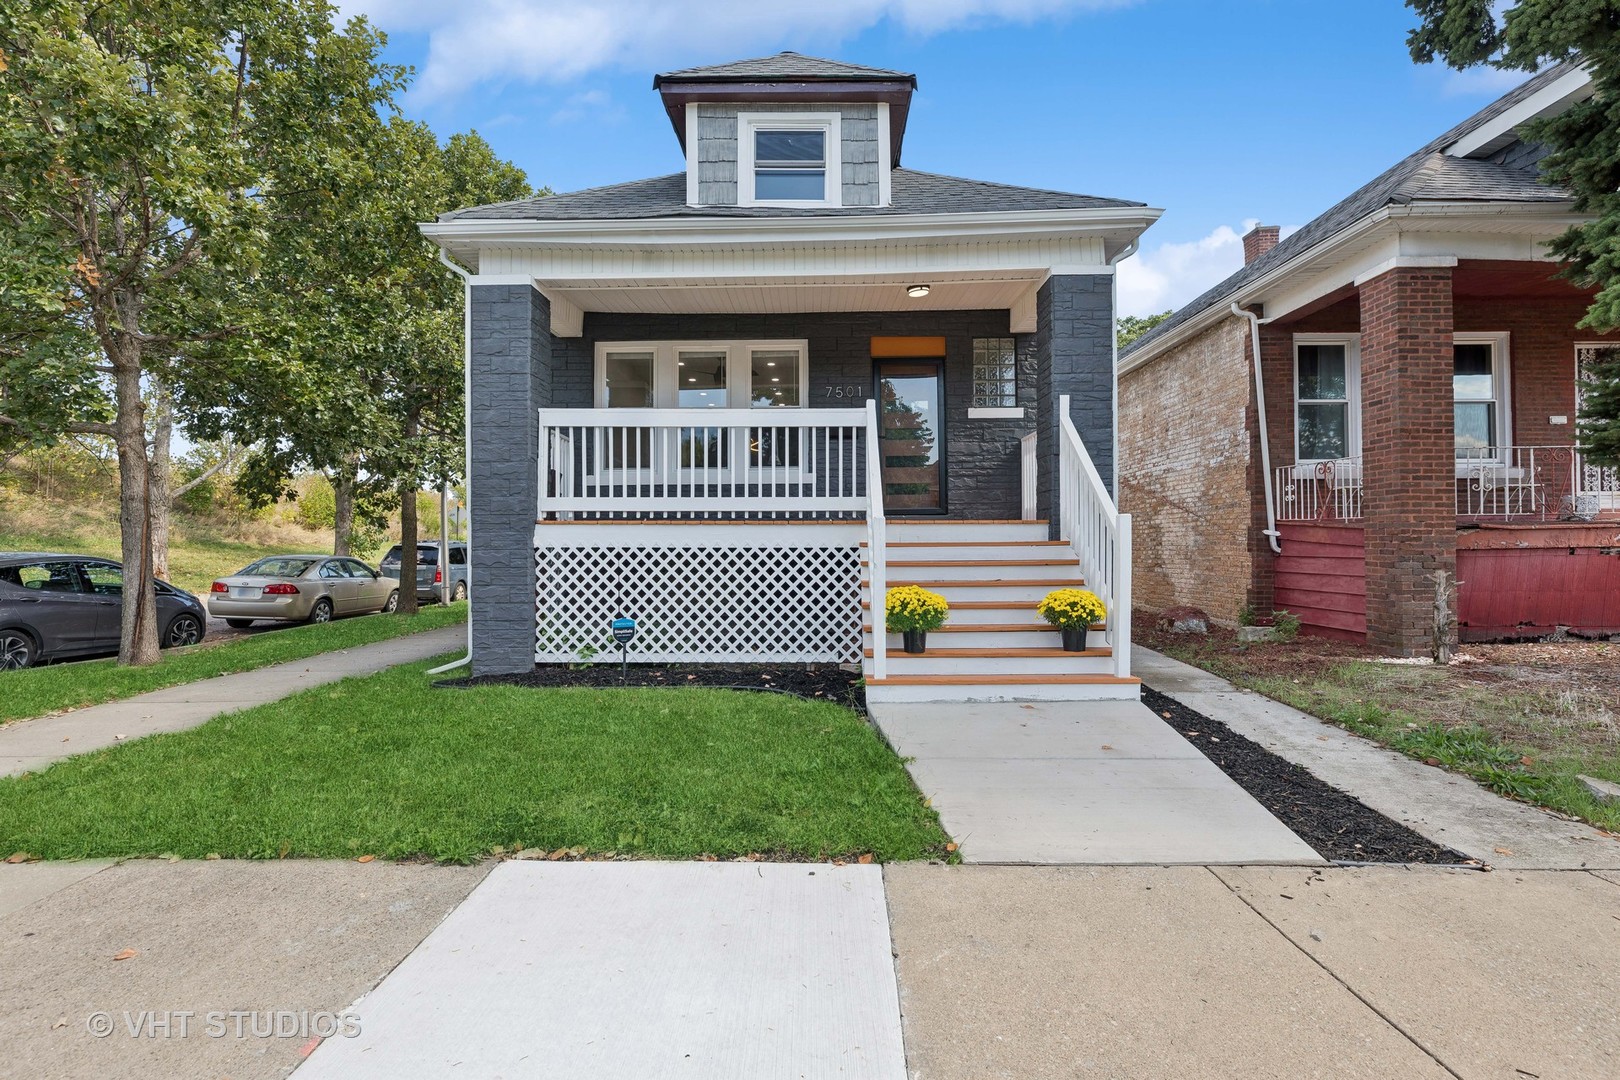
1243, 224, 1281, 265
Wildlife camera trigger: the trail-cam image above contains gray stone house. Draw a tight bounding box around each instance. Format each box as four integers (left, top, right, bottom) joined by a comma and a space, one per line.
422, 53, 1159, 702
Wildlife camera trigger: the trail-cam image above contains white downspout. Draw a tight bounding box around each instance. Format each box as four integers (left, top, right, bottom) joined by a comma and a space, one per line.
428, 248, 475, 675
1232, 302, 1283, 554
1108, 239, 1139, 498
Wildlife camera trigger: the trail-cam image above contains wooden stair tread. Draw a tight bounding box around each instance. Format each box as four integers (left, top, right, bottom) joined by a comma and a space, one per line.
862, 540, 1068, 548
866, 674, 1141, 686
864, 647, 1112, 659
863, 579, 1086, 589
863, 623, 1059, 633
867, 559, 1077, 568
863, 601, 1103, 617
890, 518, 1047, 525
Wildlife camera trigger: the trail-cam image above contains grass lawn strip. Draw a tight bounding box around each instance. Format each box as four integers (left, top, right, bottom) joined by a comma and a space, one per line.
1139, 619, 1620, 834
0, 605, 465, 725
0, 658, 950, 864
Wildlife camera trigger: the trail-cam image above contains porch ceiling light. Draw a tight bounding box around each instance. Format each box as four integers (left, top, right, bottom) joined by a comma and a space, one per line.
906, 284, 931, 298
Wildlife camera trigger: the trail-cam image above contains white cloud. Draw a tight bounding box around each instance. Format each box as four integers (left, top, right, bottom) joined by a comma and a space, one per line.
1117, 220, 1298, 319
338, 0, 1137, 101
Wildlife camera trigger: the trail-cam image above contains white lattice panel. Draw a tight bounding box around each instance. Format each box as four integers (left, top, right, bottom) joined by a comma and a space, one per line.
535, 544, 862, 663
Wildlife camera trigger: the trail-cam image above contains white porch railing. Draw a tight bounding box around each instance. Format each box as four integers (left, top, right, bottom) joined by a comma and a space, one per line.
1274, 447, 1620, 524
539, 407, 870, 520
863, 399, 887, 681
1057, 395, 1132, 679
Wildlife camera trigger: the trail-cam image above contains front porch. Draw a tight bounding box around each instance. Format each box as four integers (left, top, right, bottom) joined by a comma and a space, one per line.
528, 396, 1136, 701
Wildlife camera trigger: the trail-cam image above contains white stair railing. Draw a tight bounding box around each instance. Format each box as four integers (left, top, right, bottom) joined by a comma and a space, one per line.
864, 398, 887, 681
1057, 395, 1132, 679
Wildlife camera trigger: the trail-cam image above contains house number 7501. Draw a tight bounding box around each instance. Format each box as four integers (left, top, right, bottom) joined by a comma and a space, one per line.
823, 385, 865, 399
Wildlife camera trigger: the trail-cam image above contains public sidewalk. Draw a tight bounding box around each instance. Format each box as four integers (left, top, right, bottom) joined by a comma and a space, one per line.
0, 626, 464, 777
1134, 646, 1620, 870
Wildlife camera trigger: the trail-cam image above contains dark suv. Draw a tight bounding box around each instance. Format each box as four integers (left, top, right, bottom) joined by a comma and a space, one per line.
379, 541, 468, 603
0, 553, 207, 669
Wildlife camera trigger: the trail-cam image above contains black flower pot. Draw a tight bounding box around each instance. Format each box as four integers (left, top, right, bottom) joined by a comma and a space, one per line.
902, 630, 928, 654
1061, 627, 1089, 652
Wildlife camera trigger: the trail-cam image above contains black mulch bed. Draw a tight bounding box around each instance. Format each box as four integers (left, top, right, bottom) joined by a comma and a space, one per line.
1141, 686, 1474, 866
443, 663, 867, 712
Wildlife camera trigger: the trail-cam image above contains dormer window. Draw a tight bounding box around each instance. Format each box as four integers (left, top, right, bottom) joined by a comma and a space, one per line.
737, 113, 841, 207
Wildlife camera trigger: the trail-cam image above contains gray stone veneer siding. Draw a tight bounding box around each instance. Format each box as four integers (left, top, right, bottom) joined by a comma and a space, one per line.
1035, 275, 1115, 532
547, 309, 1038, 520
469, 284, 551, 675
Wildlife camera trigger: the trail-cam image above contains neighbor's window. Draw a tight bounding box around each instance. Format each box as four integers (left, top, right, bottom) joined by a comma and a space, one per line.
971, 338, 1018, 409
1454, 335, 1509, 459
1295, 338, 1358, 461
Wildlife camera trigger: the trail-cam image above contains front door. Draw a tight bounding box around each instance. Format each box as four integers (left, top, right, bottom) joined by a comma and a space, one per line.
875, 361, 946, 513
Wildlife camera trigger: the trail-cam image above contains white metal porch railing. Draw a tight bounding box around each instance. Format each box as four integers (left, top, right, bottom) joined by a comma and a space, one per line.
538, 407, 870, 520
1274, 447, 1620, 524
1057, 395, 1132, 679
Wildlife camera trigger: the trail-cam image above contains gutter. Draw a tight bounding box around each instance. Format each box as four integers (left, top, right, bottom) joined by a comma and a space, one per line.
1232, 303, 1282, 555
426, 249, 475, 676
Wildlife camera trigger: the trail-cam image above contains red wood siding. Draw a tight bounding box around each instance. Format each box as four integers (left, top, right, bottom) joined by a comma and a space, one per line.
1457, 525, 1620, 641
1274, 523, 1367, 641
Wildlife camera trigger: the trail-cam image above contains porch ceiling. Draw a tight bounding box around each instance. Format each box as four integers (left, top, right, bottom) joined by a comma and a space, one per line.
535, 270, 1044, 324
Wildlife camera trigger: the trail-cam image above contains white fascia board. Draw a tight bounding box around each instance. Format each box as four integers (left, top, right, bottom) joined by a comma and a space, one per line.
1446, 66, 1592, 158
1117, 200, 1584, 376
542, 291, 585, 337
420, 205, 1162, 250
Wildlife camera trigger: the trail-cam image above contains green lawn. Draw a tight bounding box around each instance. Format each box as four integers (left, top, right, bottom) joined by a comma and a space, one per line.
0, 659, 949, 863
0, 605, 465, 724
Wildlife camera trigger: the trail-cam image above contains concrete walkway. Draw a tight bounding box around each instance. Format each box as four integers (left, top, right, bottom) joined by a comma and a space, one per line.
870, 699, 1322, 864
886, 863, 1620, 1080
296, 861, 905, 1080
1135, 647, 1620, 870
0, 625, 464, 777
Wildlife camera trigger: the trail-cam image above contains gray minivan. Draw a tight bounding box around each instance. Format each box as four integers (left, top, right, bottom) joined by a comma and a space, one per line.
379, 541, 468, 603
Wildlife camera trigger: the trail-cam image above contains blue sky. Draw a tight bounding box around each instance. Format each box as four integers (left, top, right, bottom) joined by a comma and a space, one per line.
338, 0, 1528, 316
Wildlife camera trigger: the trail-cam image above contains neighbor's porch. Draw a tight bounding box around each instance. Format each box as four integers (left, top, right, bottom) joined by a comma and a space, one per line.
1253, 259, 1620, 645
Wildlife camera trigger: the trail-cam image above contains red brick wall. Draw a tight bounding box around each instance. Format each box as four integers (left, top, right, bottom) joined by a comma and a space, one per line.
1359, 267, 1457, 656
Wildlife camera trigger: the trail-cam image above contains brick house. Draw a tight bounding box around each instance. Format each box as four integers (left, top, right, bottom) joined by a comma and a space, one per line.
422, 53, 1160, 700
1119, 63, 1620, 654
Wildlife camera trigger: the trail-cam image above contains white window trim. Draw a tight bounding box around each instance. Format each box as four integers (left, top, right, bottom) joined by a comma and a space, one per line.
967, 406, 1025, 420
1453, 331, 1512, 463
594, 339, 810, 410
1293, 333, 1361, 464
736, 113, 843, 208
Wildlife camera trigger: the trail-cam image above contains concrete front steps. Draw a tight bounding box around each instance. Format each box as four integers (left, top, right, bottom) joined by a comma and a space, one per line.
861, 520, 1139, 704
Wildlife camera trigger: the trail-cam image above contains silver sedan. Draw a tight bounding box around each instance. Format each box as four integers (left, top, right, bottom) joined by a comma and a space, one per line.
206, 555, 399, 628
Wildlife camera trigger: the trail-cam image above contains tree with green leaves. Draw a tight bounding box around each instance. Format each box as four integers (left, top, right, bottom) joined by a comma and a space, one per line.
1118, 310, 1173, 350
0, 1, 402, 663
1406, 0, 1620, 463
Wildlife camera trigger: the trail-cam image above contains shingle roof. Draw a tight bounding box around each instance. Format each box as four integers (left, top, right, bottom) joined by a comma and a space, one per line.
1122, 62, 1581, 361
654, 51, 915, 88
439, 168, 1145, 222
